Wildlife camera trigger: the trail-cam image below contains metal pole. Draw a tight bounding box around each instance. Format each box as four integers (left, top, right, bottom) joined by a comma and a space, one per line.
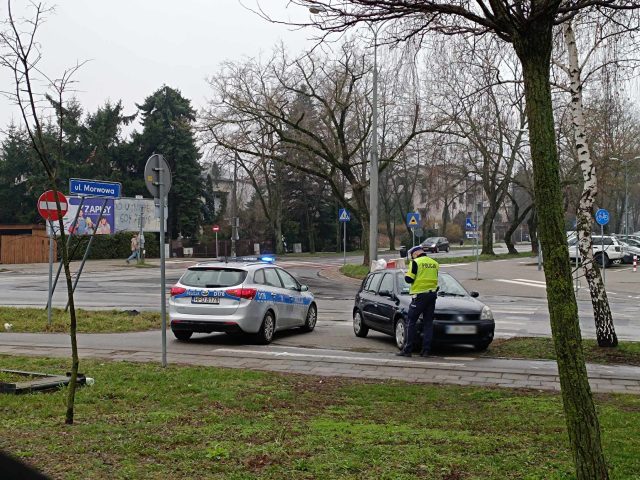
231, 153, 238, 257
46, 197, 86, 308
625, 160, 629, 242
601, 224, 605, 287
475, 185, 479, 280
47, 220, 53, 325
343, 221, 347, 266
138, 203, 144, 263
159, 155, 168, 368
412, 228, 415, 247
215, 231, 219, 258
65, 199, 109, 311
368, 27, 379, 264
537, 238, 542, 271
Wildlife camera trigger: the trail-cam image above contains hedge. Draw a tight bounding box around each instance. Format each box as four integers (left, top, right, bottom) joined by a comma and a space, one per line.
58, 232, 160, 261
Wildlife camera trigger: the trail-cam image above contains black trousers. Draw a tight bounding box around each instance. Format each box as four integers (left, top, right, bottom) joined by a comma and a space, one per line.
402, 291, 437, 354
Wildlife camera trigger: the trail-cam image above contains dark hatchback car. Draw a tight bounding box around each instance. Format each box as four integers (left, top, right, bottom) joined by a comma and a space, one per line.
353, 269, 495, 351
421, 236, 450, 253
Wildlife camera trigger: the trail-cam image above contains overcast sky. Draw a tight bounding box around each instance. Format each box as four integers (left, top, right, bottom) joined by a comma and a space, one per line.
0, 0, 313, 136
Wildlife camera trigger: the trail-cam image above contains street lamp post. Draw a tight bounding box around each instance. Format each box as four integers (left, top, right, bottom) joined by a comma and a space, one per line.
368, 24, 380, 264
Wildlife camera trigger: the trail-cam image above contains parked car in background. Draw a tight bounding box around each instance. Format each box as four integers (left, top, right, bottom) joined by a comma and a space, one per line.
169, 258, 317, 344
421, 236, 450, 253
567, 235, 625, 267
352, 269, 495, 351
619, 241, 640, 264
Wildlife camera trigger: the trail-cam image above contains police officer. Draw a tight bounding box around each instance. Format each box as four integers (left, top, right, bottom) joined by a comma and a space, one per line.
396, 245, 439, 357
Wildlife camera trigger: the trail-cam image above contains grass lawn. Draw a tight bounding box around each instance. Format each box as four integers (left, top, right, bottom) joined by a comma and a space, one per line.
484, 337, 640, 367
0, 356, 638, 479
340, 252, 534, 280
0, 307, 161, 334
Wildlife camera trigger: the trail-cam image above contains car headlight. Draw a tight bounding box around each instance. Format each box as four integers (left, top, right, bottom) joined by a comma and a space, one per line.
481, 305, 493, 321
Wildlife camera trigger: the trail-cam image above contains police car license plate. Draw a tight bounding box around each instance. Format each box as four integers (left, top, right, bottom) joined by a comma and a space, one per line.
191, 297, 219, 304
446, 325, 477, 335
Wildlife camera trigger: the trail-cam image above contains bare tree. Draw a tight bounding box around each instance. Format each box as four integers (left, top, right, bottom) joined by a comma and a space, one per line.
274, 1, 640, 477
0, 0, 85, 424
432, 38, 527, 254
202, 42, 444, 265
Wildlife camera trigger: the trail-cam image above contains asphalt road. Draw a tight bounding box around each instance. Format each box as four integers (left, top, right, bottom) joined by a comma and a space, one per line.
0, 251, 639, 345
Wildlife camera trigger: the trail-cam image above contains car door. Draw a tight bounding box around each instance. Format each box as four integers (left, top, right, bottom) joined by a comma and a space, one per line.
360, 273, 383, 329
276, 268, 306, 326
262, 267, 292, 327
371, 272, 397, 333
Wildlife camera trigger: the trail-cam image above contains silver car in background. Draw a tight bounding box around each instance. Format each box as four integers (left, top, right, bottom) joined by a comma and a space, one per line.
169, 259, 317, 344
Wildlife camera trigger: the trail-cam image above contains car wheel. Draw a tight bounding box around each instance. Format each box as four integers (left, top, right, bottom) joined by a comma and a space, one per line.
173, 330, 193, 341
255, 311, 276, 344
445, 246, 450, 253
301, 303, 317, 332
394, 318, 406, 350
434, 246, 439, 253
475, 341, 492, 352
353, 310, 369, 338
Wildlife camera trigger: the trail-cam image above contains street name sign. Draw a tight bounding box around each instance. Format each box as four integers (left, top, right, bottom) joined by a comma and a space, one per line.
69, 178, 122, 198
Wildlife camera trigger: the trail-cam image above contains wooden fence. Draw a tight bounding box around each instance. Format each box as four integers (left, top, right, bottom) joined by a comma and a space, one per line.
0, 230, 54, 264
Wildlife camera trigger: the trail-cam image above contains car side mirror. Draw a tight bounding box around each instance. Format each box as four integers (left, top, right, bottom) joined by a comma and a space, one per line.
300, 285, 309, 292
378, 289, 392, 298
470, 291, 479, 298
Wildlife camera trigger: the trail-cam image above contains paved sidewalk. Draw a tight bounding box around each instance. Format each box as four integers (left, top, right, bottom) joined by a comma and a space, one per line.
1, 338, 638, 394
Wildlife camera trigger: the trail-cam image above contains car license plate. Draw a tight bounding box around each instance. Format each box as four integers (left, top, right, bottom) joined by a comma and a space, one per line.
191, 296, 219, 304
446, 325, 477, 335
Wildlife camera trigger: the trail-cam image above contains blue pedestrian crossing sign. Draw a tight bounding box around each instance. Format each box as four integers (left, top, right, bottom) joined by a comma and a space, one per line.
338, 208, 350, 222
595, 209, 609, 226
465, 217, 475, 229
406, 212, 421, 228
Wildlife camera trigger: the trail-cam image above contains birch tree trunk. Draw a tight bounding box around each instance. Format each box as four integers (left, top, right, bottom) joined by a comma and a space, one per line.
564, 21, 618, 348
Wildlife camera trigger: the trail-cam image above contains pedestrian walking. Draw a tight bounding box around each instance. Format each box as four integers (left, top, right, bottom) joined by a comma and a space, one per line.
126, 234, 139, 264
396, 245, 439, 357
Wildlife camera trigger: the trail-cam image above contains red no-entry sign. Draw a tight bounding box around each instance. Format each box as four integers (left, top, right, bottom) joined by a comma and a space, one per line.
212, 225, 220, 232
37, 190, 68, 221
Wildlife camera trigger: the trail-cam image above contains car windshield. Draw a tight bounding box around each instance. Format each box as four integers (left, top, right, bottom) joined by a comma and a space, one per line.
396, 272, 468, 297
424, 237, 437, 243
180, 268, 247, 288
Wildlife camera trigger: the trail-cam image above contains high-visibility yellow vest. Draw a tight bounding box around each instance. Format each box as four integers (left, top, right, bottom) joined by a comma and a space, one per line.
405, 255, 439, 294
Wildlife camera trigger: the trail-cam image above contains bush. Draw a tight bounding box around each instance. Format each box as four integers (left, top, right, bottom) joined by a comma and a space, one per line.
59, 232, 160, 260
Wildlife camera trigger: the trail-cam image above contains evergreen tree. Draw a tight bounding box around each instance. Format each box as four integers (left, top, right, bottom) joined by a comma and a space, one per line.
133, 86, 203, 238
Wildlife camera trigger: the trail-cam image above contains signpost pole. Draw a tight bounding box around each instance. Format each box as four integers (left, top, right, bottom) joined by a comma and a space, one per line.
601, 224, 605, 287
65, 199, 109, 311
47, 220, 54, 326
215, 231, 219, 258
343, 221, 346, 266
158, 155, 168, 368
46, 197, 86, 308
412, 229, 415, 247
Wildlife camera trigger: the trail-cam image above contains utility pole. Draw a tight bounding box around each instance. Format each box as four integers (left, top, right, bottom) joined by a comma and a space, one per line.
368, 24, 380, 265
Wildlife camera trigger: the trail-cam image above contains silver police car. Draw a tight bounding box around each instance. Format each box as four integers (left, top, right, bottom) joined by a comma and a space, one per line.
169, 258, 317, 344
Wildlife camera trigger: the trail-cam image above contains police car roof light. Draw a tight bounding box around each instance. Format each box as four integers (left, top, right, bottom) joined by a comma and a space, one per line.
223, 256, 276, 264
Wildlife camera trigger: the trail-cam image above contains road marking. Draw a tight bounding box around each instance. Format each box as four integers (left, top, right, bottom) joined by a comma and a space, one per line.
440, 263, 470, 268
514, 278, 546, 285
495, 279, 546, 289
213, 348, 466, 367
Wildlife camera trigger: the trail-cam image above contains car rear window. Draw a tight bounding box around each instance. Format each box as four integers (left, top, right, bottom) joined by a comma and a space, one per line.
180, 268, 247, 288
